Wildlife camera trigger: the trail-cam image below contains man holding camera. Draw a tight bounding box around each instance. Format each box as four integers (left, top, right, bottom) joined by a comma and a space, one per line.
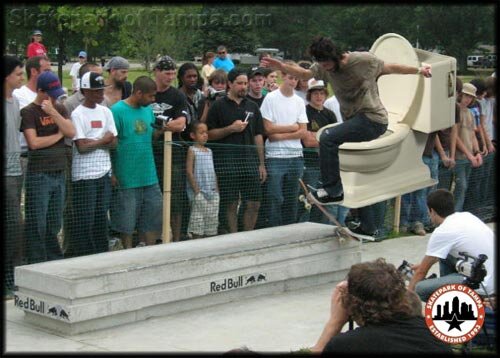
312, 259, 451, 353
408, 189, 495, 301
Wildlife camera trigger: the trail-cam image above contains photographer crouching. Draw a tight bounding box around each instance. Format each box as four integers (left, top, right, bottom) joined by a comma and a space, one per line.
312, 259, 452, 353
408, 189, 495, 301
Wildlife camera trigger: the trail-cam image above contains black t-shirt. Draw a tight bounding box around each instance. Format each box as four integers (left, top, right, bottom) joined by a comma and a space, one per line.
206, 96, 264, 169
246, 94, 265, 108
324, 317, 452, 354
152, 86, 189, 143
304, 104, 337, 164
20, 102, 70, 172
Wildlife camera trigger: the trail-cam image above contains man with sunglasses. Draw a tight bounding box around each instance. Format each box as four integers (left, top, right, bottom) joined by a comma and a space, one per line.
213, 45, 235, 73
262, 36, 431, 206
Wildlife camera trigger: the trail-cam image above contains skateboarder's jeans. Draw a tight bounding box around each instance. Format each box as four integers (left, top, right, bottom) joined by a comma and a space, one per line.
319, 113, 387, 197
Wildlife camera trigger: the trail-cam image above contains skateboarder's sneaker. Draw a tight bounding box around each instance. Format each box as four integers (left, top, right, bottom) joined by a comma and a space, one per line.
347, 226, 380, 242
308, 187, 343, 206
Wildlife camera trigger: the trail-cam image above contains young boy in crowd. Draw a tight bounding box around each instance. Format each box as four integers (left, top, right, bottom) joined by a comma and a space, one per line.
186, 121, 219, 239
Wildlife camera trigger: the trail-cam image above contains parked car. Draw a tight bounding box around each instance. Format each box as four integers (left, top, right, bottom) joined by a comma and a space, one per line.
467, 55, 484, 68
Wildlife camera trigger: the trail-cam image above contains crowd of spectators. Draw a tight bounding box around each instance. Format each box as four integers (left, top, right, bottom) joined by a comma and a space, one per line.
3, 42, 496, 295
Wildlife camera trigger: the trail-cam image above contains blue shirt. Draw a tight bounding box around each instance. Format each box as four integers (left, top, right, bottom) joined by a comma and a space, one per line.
213, 57, 235, 73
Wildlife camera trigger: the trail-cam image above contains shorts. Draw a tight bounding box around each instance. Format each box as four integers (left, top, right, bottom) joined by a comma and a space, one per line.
218, 166, 262, 203
187, 192, 220, 236
111, 184, 163, 235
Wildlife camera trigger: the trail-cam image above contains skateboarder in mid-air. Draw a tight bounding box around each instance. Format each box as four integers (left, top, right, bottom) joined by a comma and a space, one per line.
262, 36, 431, 206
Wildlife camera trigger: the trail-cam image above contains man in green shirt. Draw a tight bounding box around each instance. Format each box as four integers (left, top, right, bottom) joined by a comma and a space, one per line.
110, 76, 167, 248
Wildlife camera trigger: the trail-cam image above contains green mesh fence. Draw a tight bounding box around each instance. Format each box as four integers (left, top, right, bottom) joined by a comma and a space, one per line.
3, 143, 496, 294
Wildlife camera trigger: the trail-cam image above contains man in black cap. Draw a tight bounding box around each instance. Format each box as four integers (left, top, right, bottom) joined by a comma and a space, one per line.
246, 66, 267, 108
207, 68, 267, 233
152, 55, 190, 242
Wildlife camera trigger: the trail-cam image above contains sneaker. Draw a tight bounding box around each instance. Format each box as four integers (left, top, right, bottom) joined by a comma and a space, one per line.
109, 237, 124, 251
399, 224, 409, 234
135, 242, 147, 248
412, 222, 426, 236
308, 188, 344, 206
347, 225, 377, 241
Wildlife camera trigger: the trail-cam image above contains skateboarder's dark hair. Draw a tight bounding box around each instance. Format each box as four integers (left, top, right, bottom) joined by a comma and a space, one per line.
308, 36, 345, 69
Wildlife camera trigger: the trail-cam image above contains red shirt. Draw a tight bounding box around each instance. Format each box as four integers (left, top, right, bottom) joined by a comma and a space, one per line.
27, 42, 47, 58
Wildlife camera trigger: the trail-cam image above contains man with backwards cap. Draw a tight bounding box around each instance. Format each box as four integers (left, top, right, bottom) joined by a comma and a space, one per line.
246, 66, 267, 108
151, 55, 190, 242
69, 71, 117, 257
103, 56, 132, 106
69, 51, 88, 94
20, 71, 75, 264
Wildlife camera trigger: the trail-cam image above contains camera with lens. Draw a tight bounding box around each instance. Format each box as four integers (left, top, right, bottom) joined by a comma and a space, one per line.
207, 87, 226, 101
398, 260, 414, 281
398, 260, 437, 282
455, 251, 488, 289
151, 113, 171, 130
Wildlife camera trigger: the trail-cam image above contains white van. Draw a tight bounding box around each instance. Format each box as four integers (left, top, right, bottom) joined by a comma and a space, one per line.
467, 55, 484, 67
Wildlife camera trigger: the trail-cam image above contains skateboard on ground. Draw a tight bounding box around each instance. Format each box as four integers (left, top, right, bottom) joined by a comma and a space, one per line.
298, 179, 375, 243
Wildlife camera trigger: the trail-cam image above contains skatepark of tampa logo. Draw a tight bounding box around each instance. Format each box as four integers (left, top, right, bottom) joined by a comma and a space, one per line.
425, 284, 485, 344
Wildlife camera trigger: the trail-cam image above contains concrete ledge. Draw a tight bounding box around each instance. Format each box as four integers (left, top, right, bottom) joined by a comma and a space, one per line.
14, 223, 361, 335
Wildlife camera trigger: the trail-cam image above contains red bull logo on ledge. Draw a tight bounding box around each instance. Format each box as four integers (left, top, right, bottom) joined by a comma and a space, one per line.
210, 273, 267, 293
14, 294, 70, 321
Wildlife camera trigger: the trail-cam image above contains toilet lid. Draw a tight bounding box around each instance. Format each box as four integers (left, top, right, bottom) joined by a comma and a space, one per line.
370, 33, 420, 121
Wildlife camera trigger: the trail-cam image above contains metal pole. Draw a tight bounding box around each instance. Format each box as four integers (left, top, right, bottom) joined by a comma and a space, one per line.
393, 196, 401, 234
162, 131, 172, 243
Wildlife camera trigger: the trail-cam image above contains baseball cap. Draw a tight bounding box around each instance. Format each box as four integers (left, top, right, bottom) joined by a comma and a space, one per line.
307, 78, 326, 91
78, 51, 87, 58
154, 55, 176, 71
227, 68, 247, 82
37, 71, 65, 99
80, 71, 106, 90
33, 29, 42, 36
247, 66, 266, 79
104, 56, 130, 71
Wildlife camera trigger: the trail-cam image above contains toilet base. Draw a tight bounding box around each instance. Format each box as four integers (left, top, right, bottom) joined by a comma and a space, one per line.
337, 131, 436, 208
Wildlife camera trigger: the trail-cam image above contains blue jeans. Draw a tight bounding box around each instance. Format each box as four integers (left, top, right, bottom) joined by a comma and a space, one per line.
298, 166, 349, 225
4, 175, 23, 289
266, 157, 304, 227
70, 175, 111, 257
319, 113, 387, 196
357, 201, 387, 234
24, 171, 65, 264
453, 159, 472, 212
415, 255, 466, 302
400, 152, 439, 227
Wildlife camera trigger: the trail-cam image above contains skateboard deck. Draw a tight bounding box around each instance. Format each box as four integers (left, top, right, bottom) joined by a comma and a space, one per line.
298, 179, 375, 242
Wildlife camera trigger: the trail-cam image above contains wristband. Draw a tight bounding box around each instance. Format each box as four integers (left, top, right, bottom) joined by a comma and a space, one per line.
417, 67, 423, 75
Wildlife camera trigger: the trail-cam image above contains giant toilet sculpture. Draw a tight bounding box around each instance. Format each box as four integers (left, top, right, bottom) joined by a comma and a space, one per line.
13, 34, 456, 335
317, 33, 457, 208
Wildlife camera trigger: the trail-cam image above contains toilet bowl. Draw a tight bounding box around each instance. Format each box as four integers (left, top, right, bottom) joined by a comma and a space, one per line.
317, 33, 457, 208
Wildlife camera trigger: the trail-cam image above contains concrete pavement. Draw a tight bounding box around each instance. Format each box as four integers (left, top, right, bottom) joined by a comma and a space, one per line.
3, 228, 488, 353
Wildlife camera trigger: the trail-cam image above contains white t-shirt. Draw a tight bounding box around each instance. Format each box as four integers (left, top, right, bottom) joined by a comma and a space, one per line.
260, 89, 308, 158
293, 89, 308, 105
483, 97, 495, 141
71, 104, 117, 181
324, 95, 344, 123
13, 85, 37, 152
426, 212, 495, 295
69, 62, 83, 91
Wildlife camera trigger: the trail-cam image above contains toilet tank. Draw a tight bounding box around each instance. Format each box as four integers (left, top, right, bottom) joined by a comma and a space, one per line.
370, 33, 456, 133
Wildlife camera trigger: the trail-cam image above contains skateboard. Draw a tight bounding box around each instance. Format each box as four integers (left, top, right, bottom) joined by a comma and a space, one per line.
298, 179, 375, 243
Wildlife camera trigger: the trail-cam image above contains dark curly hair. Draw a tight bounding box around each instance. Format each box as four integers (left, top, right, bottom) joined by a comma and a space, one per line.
308, 36, 345, 69
343, 258, 418, 326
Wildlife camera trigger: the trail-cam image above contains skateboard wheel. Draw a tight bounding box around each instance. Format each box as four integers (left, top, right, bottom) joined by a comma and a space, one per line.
305, 203, 312, 210
299, 194, 305, 201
